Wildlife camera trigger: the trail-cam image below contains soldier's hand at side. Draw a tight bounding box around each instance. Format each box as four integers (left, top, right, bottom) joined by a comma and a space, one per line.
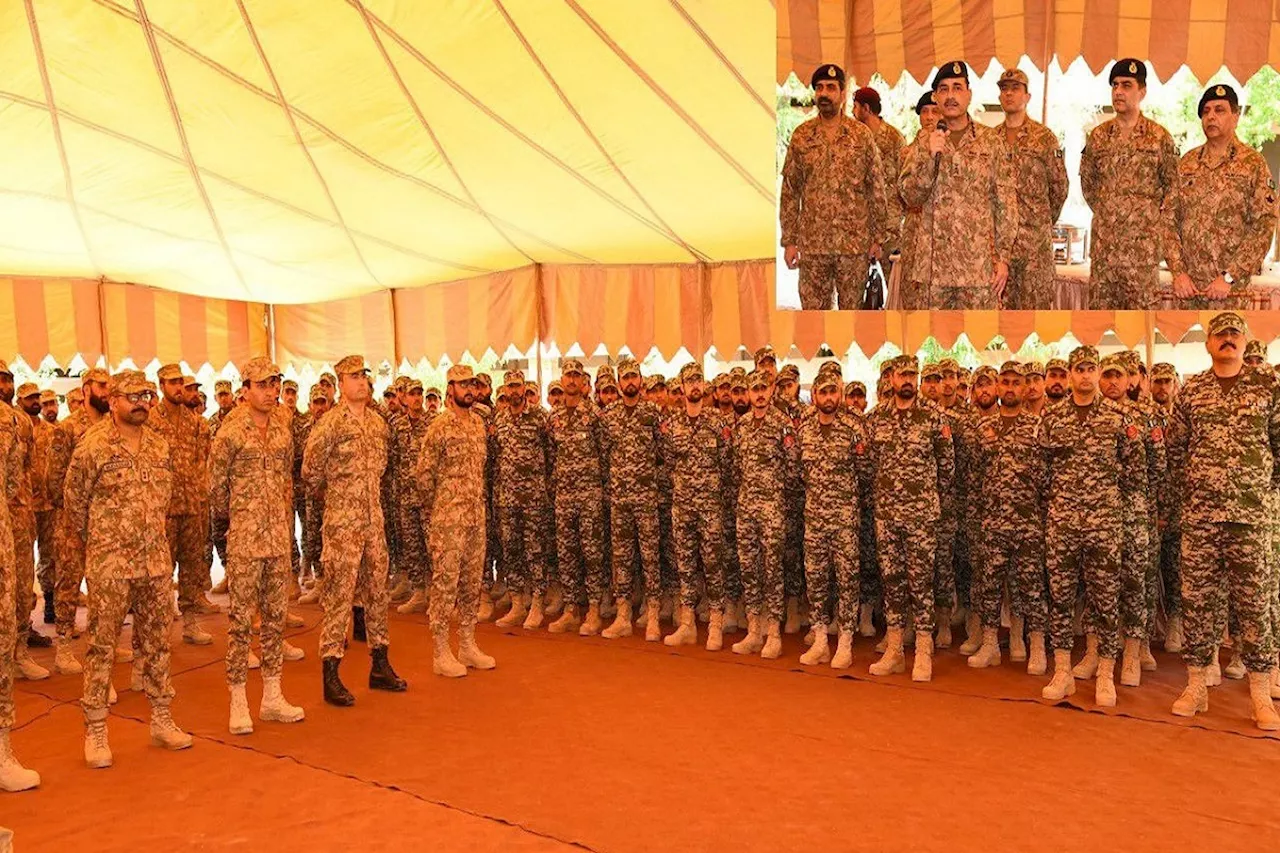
992, 261, 1009, 298
1172, 273, 1197, 300
1207, 275, 1231, 300
784, 245, 800, 269
869, 243, 882, 262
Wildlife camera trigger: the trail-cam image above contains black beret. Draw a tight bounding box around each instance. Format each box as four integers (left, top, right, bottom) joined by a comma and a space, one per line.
931, 60, 969, 90
810, 63, 845, 89
1109, 58, 1147, 86
1198, 83, 1239, 116
914, 90, 935, 115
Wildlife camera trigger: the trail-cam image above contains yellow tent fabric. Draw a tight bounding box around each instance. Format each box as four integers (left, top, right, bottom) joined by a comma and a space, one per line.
0, 0, 774, 304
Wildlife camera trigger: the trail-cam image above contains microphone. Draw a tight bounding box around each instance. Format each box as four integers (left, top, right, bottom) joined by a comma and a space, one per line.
933, 119, 948, 169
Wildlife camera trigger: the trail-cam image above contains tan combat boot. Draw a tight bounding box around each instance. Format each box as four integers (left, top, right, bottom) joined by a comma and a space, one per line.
84, 708, 112, 769
912, 632, 934, 682
579, 601, 604, 637
869, 627, 905, 676
663, 605, 697, 647
548, 604, 581, 634
601, 598, 633, 640
935, 607, 953, 649
1009, 614, 1027, 662
1171, 666, 1208, 718
260, 676, 305, 723
1072, 633, 1099, 679
228, 684, 253, 735
967, 627, 1001, 669
522, 593, 546, 630
1094, 658, 1117, 707
431, 627, 467, 677
831, 630, 854, 669
1120, 637, 1142, 687
0, 727, 40, 791
1027, 631, 1047, 676
1249, 671, 1280, 731
457, 625, 496, 670
495, 594, 527, 629
149, 704, 194, 750
644, 598, 662, 642
705, 608, 724, 652
958, 610, 982, 655
760, 617, 783, 659
731, 613, 764, 655
799, 625, 830, 665
1041, 650, 1076, 700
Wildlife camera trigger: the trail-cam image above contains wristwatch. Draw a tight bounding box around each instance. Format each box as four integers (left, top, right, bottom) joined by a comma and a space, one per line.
1222, 270, 1235, 285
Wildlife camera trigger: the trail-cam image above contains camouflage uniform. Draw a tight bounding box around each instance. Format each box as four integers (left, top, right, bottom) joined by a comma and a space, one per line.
393, 396, 433, 592
1162, 137, 1278, 310
661, 400, 732, 610
734, 400, 798, 622
869, 119, 905, 256
899, 119, 1018, 309
0, 402, 21, 730
1, 398, 35, 654
490, 377, 553, 599
295, 404, 325, 577
548, 386, 608, 606
1080, 114, 1179, 308
999, 117, 1068, 309
1151, 366, 1183, 624
63, 381, 176, 715
31, 411, 56, 609
210, 371, 294, 686
599, 376, 664, 602
774, 388, 807, 612
302, 367, 392, 660
779, 114, 890, 309
1168, 343, 1280, 673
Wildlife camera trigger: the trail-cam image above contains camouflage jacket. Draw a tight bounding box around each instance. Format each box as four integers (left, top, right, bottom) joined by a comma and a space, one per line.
1153, 403, 1182, 529
972, 409, 1047, 531
1039, 396, 1141, 531
1080, 114, 1179, 270
63, 421, 173, 580
291, 411, 314, 493
734, 407, 798, 509
0, 401, 33, 512
144, 398, 205, 516
302, 403, 388, 541
870, 119, 906, 252
797, 412, 869, 524
1162, 139, 1278, 289
416, 407, 487, 514
29, 415, 54, 512
45, 408, 108, 509
600, 400, 663, 505
1167, 366, 1280, 527
660, 408, 733, 510
393, 409, 433, 509
999, 117, 1068, 257
548, 402, 607, 500
209, 406, 294, 560
866, 398, 954, 524
780, 114, 890, 254
489, 406, 552, 507
208, 408, 233, 438
0, 410, 20, 554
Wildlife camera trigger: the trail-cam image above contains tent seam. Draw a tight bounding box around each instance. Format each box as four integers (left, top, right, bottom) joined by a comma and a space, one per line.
667, 0, 773, 119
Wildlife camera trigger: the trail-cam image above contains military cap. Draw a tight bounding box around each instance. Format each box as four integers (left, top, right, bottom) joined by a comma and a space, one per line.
747, 369, 770, 388
39, 389, 57, 403
813, 372, 841, 393
853, 86, 881, 111
16, 382, 39, 399
404, 378, 423, 392
1150, 362, 1178, 381
310, 386, 327, 402
846, 381, 866, 395
997, 68, 1029, 89
1208, 311, 1247, 335
282, 379, 298, 391
241, 356, 282, 383
425, 387, 441, 399
334, 354, 369, 376
998, 360, 1024, 376
878, 360, 897, 377
937, 358, 961, 375
447, 364, 475, 383
973, 365, 998, 382
644, 375, 664, 391
753, 345, 778, 366
390, 376, 407, 391
318, 372, 337, 387
1244, 339, 1267, 360
810, 63, 846, 89
561, 358, 586, 376
1199, 83, 1239, 117
548, 379, 563, 393
679, 363, 704, 384
503, 369, 525, 387
728, 372, 748, 390
524, 381, 540, 394
157, 363, 183, 381
1069, 345, 1099, 369
957, 367, 972, 380
665, 378, 682, 393
80, 367, 109, 385
1109, 58, 1147, 86
381, 387, 398, 399
475, 372, 492, 386
595, 365, 615, 381
108, 370, 152, 397
596, 375, 618, 391
714, 373, 732, 388
895, 357, 919, 375
1045, 358, 1069, 373
616, 356, 642, 378
214, 379, 233, 394
777, 364, 800, 382
914, 90, 936, 115
1099, 353, 1127, 374
920, 361, 942, 379
183, 374, 199, 387
932, 60, 969, 90
1024, 361, 1046, 377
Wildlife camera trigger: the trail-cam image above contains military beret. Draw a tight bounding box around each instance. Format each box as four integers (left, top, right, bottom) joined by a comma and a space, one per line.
1244, 339, 1267, 360
937, 358, 961, 375
503, 369, 525, 387
753, 346, 777, 366
157, 363, 183, 381
214, 379, 233, 393
39, 389, 57, 403
616, 357, 642, 378
1199, 83, 1239, 117
747, 370, 770, 389
998, 361, 1024, 376
1045, 358, 1069, 373
1109, 58, 1147, 86
1208, 311, 1247, 336
914, 90, 936, 115
548, 380, 563, 393
318, 372, 337, 387
813, 372, 841, 393
853, 86, 880, 111
0, 360, 11, 377
282, 379, 298, 391
973, 365, 998, 382
846, 381, 866, 394
241, 356, 282, 383
334, 354, 369, 376
810, 63, 845, 89
108, 370, 152, 397
16, 382, 39, 399
920, 361, 942, 379
1068, 346, 1099, 369
998, 68, 1029, 89
447, 364, 474, 383
1099, 353, 1127, 374
561, 358, 586, 376
730, 372, 749, 390
932, 60, 969, 90
1150, 362, 1178, 381
1024, 361, 1046, 377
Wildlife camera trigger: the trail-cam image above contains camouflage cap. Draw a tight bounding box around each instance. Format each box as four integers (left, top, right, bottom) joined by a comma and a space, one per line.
920, 361, 942, 379
777, 364, 800, 383
157, 363, 183, 381
81, 367, 110, 385
561, 358, 586, 376
310, 386, 327, 402
596, 376, 618, 392
937, 358, 961, 375
524, 381, 540, 394
595, 365, 615, 382
1045, 358, 1069, 373
334, 354, 369, 376
0, 359, 11, 377
214, 379, 233, 393
108, 370, 152, 397
895, 357, 919, 376
813, 372, 841, 393
1068, 346, 1099, 369
425, 387, 441, 399
404, 378, 423, 393
503, 369, 525, 387
1099, 353, 1127, 375
957, 367, 972, 381
1119, 350, 1142, 373
998, 360, 1024, 376
846, 381, 866, 394
714, 373, 732, 388
1244, 339, 1267, 360
475, 372, 492, 387
241, 356, 282, 383
753, 345, 777, 366
282, 378, 298, 391
447, 364, 475, 383
616, 356, 641, 378
665, 378, 682, 393
1208, 311, 1247, 336
39, 389, 57, 403
67, 386, 83, 399
183, 374, 200, 387
997, 68, 1029, 88
729, 372, 749, 390
1150, 362, 1178, 381
973, 365, 998, 383
878, 360, 897, 378
16, 382, 39, 399
548, 379, 563, 393
1024, 361, 1046, 377
390, 376, 408, 392
644, 375, 665, 391
747, 369, 770, 389
679, 363, 704, 384
318, 372, 337, 387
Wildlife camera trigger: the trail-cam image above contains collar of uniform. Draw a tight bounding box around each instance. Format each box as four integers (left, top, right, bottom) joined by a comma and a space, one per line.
1196, 137, 1242, 167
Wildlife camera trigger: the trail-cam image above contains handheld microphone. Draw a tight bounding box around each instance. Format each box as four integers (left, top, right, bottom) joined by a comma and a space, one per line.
933, 119, 948, 169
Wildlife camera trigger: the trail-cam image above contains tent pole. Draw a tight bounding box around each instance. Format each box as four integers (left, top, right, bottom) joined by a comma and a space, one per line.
534, 263, 544, 400
266, 303, 278, 364
1040, 0, 1055, 123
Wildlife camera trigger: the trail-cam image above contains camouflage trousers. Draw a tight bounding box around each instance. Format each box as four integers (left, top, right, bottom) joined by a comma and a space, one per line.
1046, 524, 1120, 658
304, 494, 325, 578
290, 490, 305, 576
82, 574, 174, 713
383, 484, 400, 580
804, 512, 859, 632
211, 512, 229, 574
783, 488, 805, 601
954, 523, 976, 610
899, 277, 928, 311
54, 509, 87, 639
10, 507, 34, 651
1004, 238, 1055, 310
1089, 259, 1158, 310
398, 504, 432, 588
926, 283, 999, 310
168, 513, 209, 614
672, 501, 725, 610
798, 253, 870, 310
498, 501, 552, 597
319, 528, 390, 659
36, 508, 55, 594
932, 512, 958, 611
737, 498, 784, 621
659, 499, 678, 597
429, 502, 486, 631
0, 538, 15, 728
859, 500, 881, 607
976, 528, 1047, 633
556, 494, 607, 606
1170, 292, 1252, 311
483, 491, 501, 591
610, 501, 661, 601
226, 556, 289, 685
877, 517, 936, 632
722, 497, 742, 603
1119, 520, 1152, 640
1158, 526, 1182, 617
1181, 521, 1275, 672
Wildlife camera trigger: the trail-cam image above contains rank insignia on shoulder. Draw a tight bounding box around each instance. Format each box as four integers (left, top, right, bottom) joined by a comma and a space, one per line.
1125, 424, 1139, 441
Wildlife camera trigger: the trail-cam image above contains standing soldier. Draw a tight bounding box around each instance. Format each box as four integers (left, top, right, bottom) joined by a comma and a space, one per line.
660, 364, 732, 650
40, 390, 59, 425
209, 358, 305, 735
899, 91, 943, 307
296, 388, 329, 604
302, 355, 406, 706
797, 369, 868, 669
34, 390, 58, 628
64, 370, 192, 767
416, 365, 495, 677
866, 357, 954, 681
1164, 84, 1278, 309
1150, 362, 1184, 652
900, 61, 1018, 309
1081, 58, 1179, 309
1039, 347, 1140, 706
854, 86, 905, 280
393, 379, 434, 616
780, 63, 890, 309
0, 371, 38, 680
1022, 362, 1048, 416
997, 69, 1069, 309
11, 384, 50, 680
1167, 313, 1280, 730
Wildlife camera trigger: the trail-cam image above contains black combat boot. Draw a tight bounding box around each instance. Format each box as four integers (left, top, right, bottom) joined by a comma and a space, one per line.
27, 625, 52, 648
351, 606, 367, 643
369, 646, 407, 692
322, 657, 355, 706
43, 587, 56, 625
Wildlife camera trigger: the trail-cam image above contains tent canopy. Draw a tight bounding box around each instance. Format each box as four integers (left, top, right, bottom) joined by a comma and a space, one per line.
0, 0, 773, 303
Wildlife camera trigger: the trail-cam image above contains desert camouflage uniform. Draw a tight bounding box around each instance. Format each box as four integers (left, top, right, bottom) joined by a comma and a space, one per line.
393, 409, 434, 591
1162, 138, 1278, 310
870, 120, 905, 256
490, 406, 553, 598
934, 400, 972, 613
734, 407, 798, 622
1167, 365, 1280, 672
46, 407, 107, 639
780, 114, 890, 309
302, 404, 392, 659
64, 420, 175, 714
210, 406, 294, 685
2, 402, 36, 653
1000, 117, 1068, 309
1080, 115, 1179, 309
661, 408, 732, 610
416, 407, 488, 631
0, 409, 21, 730
294, 410, 326, 577
374, 403, 400, 585
30, 415, 55, 608
774, 398, 807, 611
600, 401, 664, 601
146, 397, 209, 614
899, 119, 1018, 309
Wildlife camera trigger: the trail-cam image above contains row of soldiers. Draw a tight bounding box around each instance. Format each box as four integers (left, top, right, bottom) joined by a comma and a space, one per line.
780, 58, 1278, 310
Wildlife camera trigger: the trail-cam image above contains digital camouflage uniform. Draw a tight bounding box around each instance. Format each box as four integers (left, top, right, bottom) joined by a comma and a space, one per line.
0, 404, 21, 731
548, 392, 608, 607
1150, 369, 1183, 624
374, 399, 400, 587
999, 117, 1068, 309
1080, 114, 1179, 309
210, 388, 294, 686
294, 405, 324, 577
392, 399, 434, 592
774, 391, 807, 611
31, 411, 55, 608
490, 387, 554, 598
661, 401, 732, 610
934, 395, 971, 613
899, 119, 1018, 309
599, 387, 664, 602
779, 114, 890, 309
734, 403, 798, 622
1162, 137, 1278, 310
